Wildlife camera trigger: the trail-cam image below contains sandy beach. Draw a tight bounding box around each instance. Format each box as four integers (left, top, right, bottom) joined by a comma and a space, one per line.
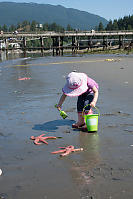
0, 54, 133, 199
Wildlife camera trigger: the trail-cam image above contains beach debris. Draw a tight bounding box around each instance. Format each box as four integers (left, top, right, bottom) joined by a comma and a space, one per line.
0, 132, 4, 137
81, 171, 92, 184
105, 58, 121, 62
102, 111, 130, 117
115, 58, 121, 62
30, 134, 57, 145
124, 129, 133, 133
64, 129, 71, 133
18, 77, 31, 81
112, 177, 121, 181
51, 145, 83, 157
13, 90, 18, 93
0, 169, 2, 176
105, 59, 114, 61
117, 111, 130, 116
0, 193, 8, 199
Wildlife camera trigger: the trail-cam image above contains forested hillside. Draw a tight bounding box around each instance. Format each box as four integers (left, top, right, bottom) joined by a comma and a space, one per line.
106, 15, 133, 30
0, 2, 108, 30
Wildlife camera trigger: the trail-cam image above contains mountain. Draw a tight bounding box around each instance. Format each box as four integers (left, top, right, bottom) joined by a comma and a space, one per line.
0, 2, 108, 30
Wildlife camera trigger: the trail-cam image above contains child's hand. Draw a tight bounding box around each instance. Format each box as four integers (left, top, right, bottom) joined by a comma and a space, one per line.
90, 101, 96, 108
57, 106, 61, 111
55, 104, 61, 111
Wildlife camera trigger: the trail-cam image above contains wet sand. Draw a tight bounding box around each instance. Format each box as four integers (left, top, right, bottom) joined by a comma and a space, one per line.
0, 54, 133, 199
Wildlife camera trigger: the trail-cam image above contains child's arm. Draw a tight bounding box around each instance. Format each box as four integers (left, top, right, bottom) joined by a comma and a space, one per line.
90, 86, 98, 107
57, 93, 67, 110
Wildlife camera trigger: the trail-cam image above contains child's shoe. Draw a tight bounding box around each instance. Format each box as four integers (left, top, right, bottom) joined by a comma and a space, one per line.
72, 123, 85, 128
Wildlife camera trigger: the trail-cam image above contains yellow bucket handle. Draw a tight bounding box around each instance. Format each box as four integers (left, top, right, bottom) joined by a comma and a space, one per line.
82, 104, 100, 117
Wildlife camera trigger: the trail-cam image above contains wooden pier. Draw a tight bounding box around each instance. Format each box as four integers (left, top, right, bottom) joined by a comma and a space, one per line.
0, 30, 133, 55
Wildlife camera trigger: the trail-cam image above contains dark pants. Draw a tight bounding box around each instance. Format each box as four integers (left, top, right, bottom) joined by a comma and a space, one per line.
77, 92, 94, 113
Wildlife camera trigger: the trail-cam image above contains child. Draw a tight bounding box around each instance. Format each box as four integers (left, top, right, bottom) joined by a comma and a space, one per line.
56, 71, 99, 129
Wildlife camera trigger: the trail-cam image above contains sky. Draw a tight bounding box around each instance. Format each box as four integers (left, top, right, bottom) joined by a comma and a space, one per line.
0, 0, 133, 21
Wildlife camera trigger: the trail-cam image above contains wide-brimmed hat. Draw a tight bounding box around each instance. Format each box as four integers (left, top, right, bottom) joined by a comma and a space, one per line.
62, 72, 88, 97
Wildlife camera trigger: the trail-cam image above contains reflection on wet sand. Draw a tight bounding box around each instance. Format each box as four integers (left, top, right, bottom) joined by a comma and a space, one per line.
70, 133, 101, 197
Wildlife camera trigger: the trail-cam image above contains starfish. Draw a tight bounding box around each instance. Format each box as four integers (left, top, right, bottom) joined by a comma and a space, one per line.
31, 134, 57, 145
51, 145, 83, 156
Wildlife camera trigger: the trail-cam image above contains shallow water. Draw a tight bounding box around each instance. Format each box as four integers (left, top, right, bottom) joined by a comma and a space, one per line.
0, 53, 133, 199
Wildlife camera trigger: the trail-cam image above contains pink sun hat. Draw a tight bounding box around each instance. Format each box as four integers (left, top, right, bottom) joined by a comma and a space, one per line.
62, 72, 88, 97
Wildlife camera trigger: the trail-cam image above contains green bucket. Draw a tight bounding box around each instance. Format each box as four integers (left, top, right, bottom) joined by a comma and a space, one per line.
82, 105, 100, 132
